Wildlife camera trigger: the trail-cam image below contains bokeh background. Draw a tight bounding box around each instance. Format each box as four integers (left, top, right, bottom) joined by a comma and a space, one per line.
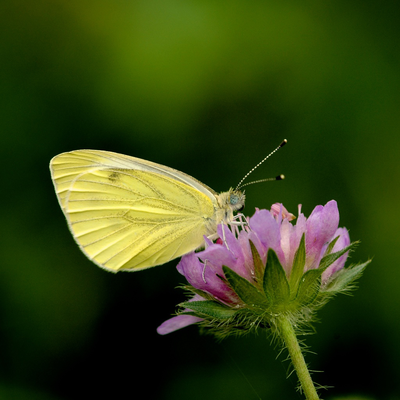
1, 1, 399, 399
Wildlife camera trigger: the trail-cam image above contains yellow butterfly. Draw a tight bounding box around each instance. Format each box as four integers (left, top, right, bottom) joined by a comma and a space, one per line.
50, 143, 285, 272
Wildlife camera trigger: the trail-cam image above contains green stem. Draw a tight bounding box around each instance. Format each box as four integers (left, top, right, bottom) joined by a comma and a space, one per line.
277, 316, 320, 400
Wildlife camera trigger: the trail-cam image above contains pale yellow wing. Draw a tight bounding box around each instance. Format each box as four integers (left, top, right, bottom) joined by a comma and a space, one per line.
50, 150, 217, 272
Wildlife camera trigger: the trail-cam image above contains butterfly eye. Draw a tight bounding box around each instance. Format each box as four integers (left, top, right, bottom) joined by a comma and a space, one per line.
230, 194, 240, 205
229, 193, 245, 212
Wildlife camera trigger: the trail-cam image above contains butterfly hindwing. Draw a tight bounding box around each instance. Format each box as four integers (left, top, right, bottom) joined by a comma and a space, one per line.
51, 151, 216, 271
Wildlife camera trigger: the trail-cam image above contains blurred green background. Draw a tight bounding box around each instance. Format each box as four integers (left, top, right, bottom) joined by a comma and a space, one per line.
1, 0, 399, 399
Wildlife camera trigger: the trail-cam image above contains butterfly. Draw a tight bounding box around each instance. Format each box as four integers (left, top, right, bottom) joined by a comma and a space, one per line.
50, 142, 285, 272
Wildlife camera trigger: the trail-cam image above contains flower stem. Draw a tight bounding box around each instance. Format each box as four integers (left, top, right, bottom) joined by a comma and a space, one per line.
277, 316, 320, 400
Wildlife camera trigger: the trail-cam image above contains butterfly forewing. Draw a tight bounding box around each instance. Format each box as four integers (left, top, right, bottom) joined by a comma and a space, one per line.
51, 150, 217, 209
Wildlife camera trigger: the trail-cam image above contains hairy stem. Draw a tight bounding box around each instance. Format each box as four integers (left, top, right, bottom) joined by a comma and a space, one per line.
277, 316, 320, 400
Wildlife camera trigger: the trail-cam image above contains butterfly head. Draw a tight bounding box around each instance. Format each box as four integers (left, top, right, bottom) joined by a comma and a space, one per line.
213, 188, 245, 227
228, 189, 246, 212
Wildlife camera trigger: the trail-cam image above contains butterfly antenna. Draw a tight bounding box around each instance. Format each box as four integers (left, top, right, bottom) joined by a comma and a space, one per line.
236, 139, 287, 190
238, 174, 285, 189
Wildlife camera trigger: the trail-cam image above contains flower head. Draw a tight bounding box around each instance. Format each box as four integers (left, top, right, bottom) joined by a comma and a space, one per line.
157, 200, 368, 337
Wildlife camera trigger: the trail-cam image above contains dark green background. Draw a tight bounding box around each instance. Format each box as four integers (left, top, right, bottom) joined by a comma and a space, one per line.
0, 1, 398, 399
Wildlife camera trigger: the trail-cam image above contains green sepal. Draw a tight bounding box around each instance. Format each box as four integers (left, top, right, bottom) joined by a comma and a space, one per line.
249, 240, 265, 285
318, 241, 358, 272
223, 266, 270, 312
263, 249, 290, 305
177, 285, 216, 302
289, 233, 306, 300
322, 260, 371, 293
322, 235, 340, 257
295, 269, 322, 306
180, 300, 236, 319
291, 241, 362, 306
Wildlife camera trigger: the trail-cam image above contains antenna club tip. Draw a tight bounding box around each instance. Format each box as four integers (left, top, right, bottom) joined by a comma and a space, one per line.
280, 139, 288, 147
276, 174, 285, 180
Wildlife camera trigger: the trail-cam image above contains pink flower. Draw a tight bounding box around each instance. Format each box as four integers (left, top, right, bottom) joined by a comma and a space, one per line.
158, 200, 355, 335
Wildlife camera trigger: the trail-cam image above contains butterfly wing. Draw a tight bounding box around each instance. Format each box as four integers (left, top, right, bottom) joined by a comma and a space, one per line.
50, 150, 217, 271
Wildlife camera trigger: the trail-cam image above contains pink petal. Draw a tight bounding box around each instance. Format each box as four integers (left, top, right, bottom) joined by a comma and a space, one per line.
249, 209, 286, 267
305, 200, 339, 270
321, 227, 351, 283
157, 314, 203, 335
177, 252, 239, 304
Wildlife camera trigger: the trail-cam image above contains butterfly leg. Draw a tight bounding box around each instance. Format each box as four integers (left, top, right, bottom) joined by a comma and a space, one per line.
228, 213, 249, 236
202, 259, 208, 283
220, 224, 231, 250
